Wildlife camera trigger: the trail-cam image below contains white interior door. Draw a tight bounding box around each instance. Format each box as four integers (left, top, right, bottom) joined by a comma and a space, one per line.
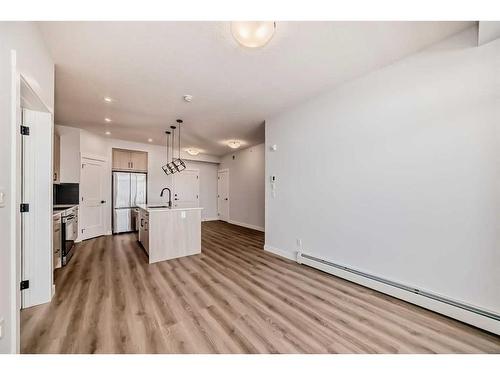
21, 108, 53, 308
217, 170, 229, 222
80, 157, 106, 240
173, 169, 200, 208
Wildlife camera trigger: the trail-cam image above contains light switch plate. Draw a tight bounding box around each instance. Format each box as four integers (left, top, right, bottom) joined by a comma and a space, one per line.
181, 211, 186, 219
0, 188, 6, 208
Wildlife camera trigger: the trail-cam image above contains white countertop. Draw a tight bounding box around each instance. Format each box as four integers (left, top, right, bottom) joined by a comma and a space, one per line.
53, 204, 79, 208
53, 204, 78, 216
137, 203, 203, 212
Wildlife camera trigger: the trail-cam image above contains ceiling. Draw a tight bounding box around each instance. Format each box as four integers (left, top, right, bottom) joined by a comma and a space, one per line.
38, 21, 473, 156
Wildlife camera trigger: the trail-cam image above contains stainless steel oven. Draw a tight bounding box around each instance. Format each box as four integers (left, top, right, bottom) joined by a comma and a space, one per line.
61, 206, 78, 266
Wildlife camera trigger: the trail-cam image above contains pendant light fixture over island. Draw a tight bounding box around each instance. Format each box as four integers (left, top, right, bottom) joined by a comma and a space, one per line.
162, 119, 187, 175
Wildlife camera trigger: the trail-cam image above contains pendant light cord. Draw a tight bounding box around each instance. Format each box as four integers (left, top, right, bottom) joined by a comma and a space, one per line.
176, 119, 183, 159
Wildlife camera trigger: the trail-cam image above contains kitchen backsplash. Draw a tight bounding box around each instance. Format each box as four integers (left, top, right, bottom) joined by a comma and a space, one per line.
54, 183, 79, 205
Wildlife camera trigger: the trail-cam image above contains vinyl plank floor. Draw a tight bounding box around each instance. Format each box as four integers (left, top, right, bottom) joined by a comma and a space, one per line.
21, 221, 500, 354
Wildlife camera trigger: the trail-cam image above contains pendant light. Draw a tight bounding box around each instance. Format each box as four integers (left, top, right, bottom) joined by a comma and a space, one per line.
162, 130, 176, 175
172, 119, 186, 172
166, 125, 178, 173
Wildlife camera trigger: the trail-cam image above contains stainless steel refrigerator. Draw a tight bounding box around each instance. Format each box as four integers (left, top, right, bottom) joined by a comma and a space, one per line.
113, 172, 147, 233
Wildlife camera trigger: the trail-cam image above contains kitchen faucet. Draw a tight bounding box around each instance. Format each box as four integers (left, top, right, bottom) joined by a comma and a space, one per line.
160, 187, 172, 208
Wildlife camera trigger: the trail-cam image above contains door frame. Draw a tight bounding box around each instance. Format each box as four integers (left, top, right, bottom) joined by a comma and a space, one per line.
172, 168, 200, 208
11, 54, 54, 353
217, 169, 230, 222
80, 153, 107, 241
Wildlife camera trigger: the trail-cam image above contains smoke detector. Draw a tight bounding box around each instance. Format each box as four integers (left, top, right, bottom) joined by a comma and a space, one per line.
183, 94, 193, 102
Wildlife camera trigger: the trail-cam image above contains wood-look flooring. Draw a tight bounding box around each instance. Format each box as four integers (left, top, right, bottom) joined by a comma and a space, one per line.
21, 221, 500, 353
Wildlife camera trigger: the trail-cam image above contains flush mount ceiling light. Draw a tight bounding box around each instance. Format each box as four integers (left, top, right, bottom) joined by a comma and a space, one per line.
148, 138, 153, 142
104, 118, 112, 123
186, 148, 200, 156
231, 21, 276, 48
227, 140, 241, 149
105, 131, 111, 135
104, 97, 113, 103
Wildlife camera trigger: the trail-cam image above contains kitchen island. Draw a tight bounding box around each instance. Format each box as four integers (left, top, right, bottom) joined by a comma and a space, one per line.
137, 204, 203, 264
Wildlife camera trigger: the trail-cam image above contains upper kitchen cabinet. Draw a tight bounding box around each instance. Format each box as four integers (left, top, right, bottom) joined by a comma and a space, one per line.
54, 126, 81, 184
112, 148, 148, 172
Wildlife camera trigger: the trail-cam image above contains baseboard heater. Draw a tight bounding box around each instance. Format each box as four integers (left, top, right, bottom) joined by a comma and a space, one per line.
296, 252, 500, 332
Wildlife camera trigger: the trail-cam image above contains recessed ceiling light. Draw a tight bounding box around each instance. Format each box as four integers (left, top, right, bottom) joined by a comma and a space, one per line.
104, 97, 113, 103
183, 94, 193, 102
148, 138, 153, 142
231, 21, 276, 48
105, 131, 111, 135
227, 140, 241, 149
186, 148, 200, 156
104, 118, 112, 123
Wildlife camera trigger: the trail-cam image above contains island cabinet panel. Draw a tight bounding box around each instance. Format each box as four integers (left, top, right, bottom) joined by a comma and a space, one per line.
137, 206, 202, 264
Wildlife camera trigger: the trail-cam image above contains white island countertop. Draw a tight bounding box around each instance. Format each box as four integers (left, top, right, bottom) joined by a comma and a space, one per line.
137, 203, 203, 212
137, 204, 203, 264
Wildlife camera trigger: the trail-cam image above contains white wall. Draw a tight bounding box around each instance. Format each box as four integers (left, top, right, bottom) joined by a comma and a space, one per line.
0, 22, 54, 353
220, 144, 265, 230
265, 27, 500, 317
59, 128, 220, 233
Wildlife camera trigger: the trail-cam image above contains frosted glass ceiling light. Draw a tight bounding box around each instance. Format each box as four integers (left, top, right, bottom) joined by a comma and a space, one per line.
186, 148, 200, 156
227, 140, 241, 149
231, 21, 276, 48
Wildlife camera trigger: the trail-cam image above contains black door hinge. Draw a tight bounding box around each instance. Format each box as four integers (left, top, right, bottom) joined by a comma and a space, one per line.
20, 280, 29, 290
20, 125, 30, 136
20, 203, 29, 213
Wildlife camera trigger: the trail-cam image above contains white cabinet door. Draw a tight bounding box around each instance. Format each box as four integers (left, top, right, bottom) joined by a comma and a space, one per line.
80, 157, 106, 240
217, 169, 229, 222
173, 169, 200, 208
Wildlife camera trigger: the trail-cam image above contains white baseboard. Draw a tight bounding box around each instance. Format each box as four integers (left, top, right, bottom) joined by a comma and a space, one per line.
202, 217, 219, 222
228, 219, 264, 232
263, 244, 296, 261
105, 231, 112, 236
